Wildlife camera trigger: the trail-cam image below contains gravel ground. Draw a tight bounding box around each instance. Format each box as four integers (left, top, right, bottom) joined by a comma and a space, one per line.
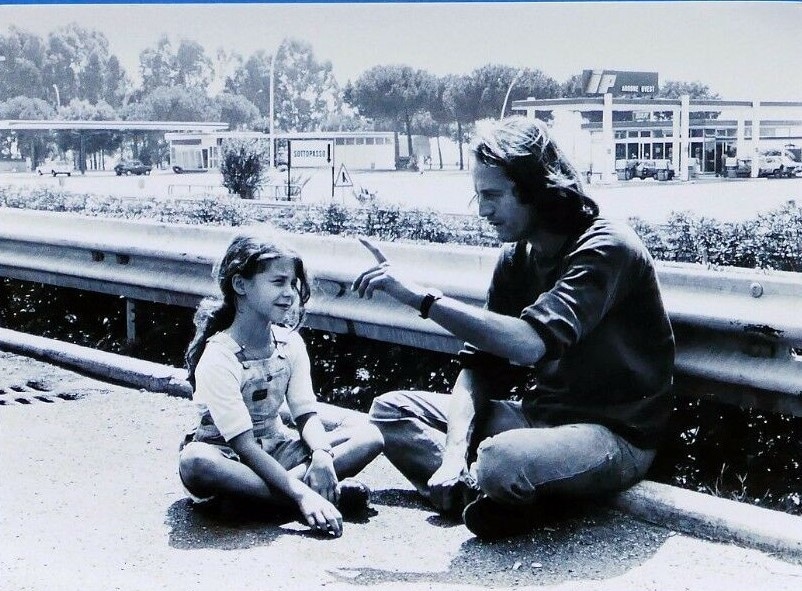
3, 350, 802, 591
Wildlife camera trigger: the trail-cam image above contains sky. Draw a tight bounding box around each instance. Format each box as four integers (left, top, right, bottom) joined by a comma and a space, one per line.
1, 1, 801, 100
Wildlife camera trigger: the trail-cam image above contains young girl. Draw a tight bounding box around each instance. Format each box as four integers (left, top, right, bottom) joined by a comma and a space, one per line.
179, 230, 384, 537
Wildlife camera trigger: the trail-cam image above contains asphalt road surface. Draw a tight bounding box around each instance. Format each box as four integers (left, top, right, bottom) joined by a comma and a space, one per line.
3, 350, 802, 591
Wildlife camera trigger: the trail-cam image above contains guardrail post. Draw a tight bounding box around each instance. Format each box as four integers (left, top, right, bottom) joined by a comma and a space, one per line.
125, 298, 137, 345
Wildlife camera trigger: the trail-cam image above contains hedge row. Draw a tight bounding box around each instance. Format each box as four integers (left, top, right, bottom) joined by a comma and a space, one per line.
1, 184, 801, 271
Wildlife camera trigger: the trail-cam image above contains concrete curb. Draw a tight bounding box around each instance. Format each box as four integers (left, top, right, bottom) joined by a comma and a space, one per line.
616, 481, 802, 558
0, 327, 191, 398
2, 327, 801, 559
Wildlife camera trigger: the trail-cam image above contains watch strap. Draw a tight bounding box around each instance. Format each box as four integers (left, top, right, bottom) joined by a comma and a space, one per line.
419, 290, 443, 319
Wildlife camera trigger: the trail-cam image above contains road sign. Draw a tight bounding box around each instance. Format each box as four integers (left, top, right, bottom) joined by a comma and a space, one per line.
289, 140, 334, 168
334, 164, 353, 187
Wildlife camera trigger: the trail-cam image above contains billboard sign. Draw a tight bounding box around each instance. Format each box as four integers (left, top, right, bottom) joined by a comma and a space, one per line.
581, 70, 659, 96
290, 140, 334, 168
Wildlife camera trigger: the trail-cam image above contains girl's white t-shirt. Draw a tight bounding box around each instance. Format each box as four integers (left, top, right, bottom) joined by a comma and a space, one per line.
193, 328, 317, 442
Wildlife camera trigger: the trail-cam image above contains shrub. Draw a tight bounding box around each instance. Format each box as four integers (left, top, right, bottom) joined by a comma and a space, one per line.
2, 183, 801, 272
220, 138, 270, 199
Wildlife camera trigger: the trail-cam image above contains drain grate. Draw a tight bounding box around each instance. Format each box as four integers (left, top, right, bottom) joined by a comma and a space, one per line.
0, 381, 84, 406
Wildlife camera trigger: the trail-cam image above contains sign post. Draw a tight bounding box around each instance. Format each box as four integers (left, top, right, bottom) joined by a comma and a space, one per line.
333, 163, 354, 203
286, 140, 292, 199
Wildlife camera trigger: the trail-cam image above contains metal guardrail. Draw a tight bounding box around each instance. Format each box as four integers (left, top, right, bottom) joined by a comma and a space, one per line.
166, 183, 303, 201
1, 208, 801, 413
166, 184, 227, 197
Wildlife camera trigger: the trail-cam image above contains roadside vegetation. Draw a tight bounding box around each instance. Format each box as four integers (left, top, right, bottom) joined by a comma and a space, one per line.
1, 184, 801, 271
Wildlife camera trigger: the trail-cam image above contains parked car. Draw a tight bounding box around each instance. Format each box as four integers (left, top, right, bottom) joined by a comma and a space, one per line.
635, 159, 675, 180
615, 159, 638, 180
756, 148, 802, 177
617, 158, 674, 181
114, 160, 152, 176
36, 160, 73, 176
736, 148, 802, 178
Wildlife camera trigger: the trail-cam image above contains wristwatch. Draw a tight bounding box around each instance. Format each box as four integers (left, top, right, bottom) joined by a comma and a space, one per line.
418, 288, 443, 319
311, 447, 335, 459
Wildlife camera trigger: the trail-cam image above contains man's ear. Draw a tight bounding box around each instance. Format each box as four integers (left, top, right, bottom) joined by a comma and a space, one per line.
231, 273, 247, 296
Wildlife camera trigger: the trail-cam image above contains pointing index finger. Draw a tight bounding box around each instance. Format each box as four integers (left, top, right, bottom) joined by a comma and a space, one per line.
358, 237, 388, 264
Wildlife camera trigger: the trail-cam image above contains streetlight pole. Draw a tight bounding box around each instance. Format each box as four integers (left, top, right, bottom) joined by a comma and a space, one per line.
268, 39, 285, 167
500, 70, 524, 120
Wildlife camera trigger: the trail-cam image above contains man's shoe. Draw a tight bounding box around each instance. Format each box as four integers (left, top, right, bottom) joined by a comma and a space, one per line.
337, 478, 372, 514
462, 494, 537, 540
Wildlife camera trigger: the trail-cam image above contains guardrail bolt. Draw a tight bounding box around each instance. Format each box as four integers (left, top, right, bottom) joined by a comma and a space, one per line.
91, 251, 104, 262
116, 254, 130, 265
749, 282, 764, 298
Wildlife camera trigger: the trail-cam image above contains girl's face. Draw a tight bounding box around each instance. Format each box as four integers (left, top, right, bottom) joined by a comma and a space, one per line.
236, 256, 298, 324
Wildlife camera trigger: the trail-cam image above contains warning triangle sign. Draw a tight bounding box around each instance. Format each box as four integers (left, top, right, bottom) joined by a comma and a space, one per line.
334, 164, 353, 187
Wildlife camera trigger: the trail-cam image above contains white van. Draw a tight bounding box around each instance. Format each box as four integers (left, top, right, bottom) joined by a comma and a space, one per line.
757, 147, 802, 178
36, 161, 73, 177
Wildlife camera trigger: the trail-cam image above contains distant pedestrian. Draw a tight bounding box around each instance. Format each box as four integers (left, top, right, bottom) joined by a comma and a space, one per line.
354, 117, 674, 540
179, 230, 383, 537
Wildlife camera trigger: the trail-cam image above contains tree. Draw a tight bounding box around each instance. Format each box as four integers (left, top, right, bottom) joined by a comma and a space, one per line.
0, 96, 57, 168
123, 85, 219, 122
318, 111, 373, 132
273, 39, 342, 132
226, 39, 343, 132
657, 80, 721, 120
214, 92, 260, 130
220, 137, 269, 199
224, 49, 271, 115
0, 27, 48, 102
42, 24, 123, 106
345, 64, 437, 161
442, 74, 483, 170
55, 99, 121, 170
139, 36, 214, 94
102, 56, 130, 108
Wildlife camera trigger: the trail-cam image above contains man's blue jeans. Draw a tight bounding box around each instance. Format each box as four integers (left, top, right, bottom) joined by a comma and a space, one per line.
369, 391, 655, 505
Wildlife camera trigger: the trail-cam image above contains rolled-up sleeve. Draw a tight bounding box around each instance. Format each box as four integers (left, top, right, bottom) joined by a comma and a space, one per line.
522, 240, 637, 360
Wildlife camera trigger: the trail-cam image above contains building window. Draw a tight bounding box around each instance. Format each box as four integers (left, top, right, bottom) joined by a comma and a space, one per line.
627, 131, 638, 138
336, 138, 345, 145
366, 137, 375, 145
640, 131, 651, 137
690, 129, 703, 137
614, 131, 626, 140
345, 138, 355, 145
356, 138, 365, 145
653, 143, 664, 159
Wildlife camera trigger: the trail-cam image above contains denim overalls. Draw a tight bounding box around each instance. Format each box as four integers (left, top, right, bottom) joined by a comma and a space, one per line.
183, 332, 309, 467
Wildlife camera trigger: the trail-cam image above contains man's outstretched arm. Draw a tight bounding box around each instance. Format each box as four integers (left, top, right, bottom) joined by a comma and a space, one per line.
352, 238, 547, 367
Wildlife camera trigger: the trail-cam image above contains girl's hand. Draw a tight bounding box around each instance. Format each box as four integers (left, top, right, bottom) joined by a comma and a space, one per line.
297, 490, 343, 537
304, 449, 339, 503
